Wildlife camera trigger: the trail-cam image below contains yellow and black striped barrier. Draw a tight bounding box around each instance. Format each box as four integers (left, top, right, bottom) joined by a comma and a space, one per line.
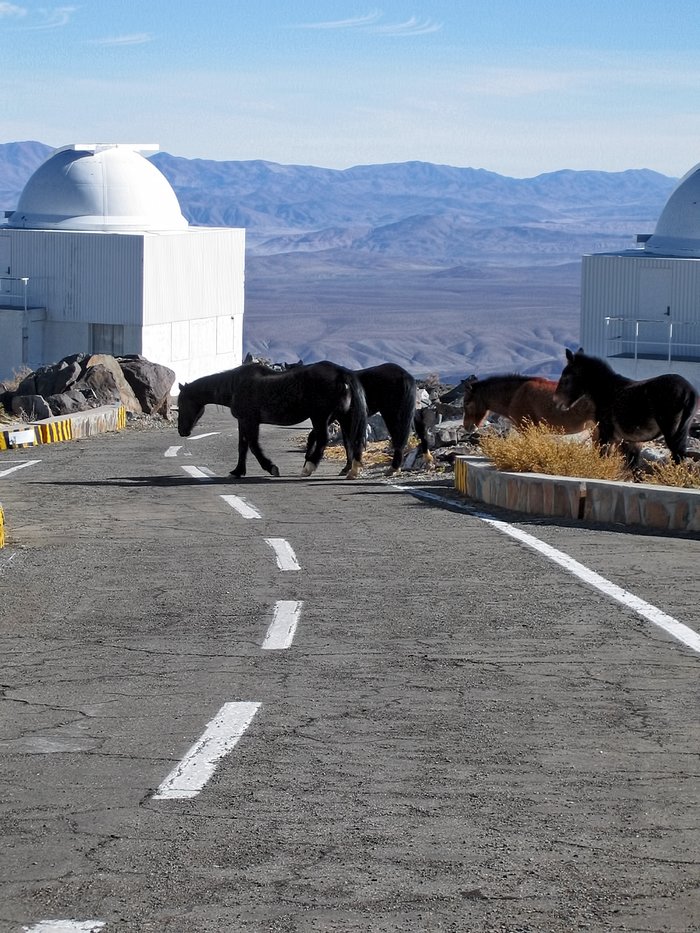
35, 418, 73, 445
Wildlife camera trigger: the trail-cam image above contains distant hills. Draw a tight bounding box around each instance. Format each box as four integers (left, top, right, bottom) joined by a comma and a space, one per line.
0, 141, 679, 379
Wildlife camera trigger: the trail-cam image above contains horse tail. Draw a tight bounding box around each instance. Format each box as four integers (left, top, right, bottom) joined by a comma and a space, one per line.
340, 370, 368, 477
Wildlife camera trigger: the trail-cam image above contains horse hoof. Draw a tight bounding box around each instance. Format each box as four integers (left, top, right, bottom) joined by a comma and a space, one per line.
345, 461, 362, 479
230, 469, 245, 478
270, 466, 280, 477
302, 461, 316, 476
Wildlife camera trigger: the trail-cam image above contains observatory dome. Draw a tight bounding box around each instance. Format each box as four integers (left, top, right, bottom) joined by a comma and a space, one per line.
8, 144, 188, 232
645, 162, 700, 258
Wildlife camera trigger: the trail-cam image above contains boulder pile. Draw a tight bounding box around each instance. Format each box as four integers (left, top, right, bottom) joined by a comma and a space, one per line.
0, 354, 176, 422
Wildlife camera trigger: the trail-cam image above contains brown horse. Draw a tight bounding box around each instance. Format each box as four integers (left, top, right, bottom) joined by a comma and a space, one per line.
462, 373, 596, 433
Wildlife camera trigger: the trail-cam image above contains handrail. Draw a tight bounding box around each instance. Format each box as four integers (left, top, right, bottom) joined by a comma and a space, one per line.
604, 315, 700, 363
0, 276, 29, 313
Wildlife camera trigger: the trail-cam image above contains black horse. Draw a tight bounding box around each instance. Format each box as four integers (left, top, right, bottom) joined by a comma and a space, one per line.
553, 348, 698, 464
177, 360, 368, 478
309, 363, 433, 475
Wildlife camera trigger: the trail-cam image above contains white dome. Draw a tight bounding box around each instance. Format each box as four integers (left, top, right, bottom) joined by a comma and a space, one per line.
8, 144, 188, 232
646, 162, 700, 257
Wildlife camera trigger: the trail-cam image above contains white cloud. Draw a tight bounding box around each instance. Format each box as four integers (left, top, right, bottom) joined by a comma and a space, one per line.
294, 10, 382, 30
0, 2, 26, 17
88, 33, 153, 46
25, 5, 76, 28
369, 16, 442, 36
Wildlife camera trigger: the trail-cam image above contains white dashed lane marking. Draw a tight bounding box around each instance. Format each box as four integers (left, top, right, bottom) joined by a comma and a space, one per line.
153, 702, 260, 800
265, 537, 302, 571
262, 600, 303, 649
220, 493, 262, 519
23, 921, 105, 932
181, 465, 216, 480
164, 445, 181, 457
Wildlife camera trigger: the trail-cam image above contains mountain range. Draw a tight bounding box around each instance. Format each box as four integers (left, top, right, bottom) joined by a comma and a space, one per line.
0, 141, 679, 380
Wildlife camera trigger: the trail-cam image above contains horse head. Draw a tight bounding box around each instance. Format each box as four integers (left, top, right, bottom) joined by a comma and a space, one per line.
553, 348, 587, 410
462, 375, 486, 430
177, 382, 205, 437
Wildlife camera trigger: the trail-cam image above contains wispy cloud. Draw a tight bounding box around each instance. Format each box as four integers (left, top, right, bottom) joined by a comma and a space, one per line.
0, 2, 27, 17
369, 16, 442, 36
294, 10, 382, 30
20, 5, 76, 29
293, 10, 441, 36
88, 33, 153, 46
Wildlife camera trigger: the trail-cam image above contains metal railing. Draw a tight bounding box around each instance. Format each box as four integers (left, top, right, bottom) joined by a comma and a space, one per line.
0, 276, 29, 312
604, 315, 700, 363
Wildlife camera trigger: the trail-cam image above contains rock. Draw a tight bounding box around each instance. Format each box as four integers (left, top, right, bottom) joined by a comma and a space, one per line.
367, 413, 390, 442
75, 364, 123, 407
86, 354, 142, 413
35, 359, 82, 397
11, 394, 52, 420
46, 389, 90, 415
117, 355, 175, 417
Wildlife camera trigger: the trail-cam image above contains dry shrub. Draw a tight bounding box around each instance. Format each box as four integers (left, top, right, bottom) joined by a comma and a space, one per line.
3, 366, 32, 392
644, 458, 700, 488
324, 439, 394, 467
479, 421, 629, 481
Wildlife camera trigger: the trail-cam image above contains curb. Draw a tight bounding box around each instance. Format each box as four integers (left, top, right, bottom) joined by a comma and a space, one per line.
0, 405, 127, 548
454, 455, 700, 534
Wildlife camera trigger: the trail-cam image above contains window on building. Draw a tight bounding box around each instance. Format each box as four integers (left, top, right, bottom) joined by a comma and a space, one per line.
90, 323, 124, 356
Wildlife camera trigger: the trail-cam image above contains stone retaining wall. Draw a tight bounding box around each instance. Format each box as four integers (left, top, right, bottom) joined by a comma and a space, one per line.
454, 455, 700, 533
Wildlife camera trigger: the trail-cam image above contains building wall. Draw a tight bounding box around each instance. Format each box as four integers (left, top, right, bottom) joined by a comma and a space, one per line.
581, 252, 700, 389
0, 225, 245, 384
142, 228, 245, 382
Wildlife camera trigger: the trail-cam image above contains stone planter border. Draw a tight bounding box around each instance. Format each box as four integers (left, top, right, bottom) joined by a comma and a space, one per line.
454, 455, 700, 533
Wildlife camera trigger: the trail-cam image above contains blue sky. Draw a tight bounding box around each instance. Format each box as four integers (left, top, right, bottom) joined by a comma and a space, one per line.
4, 0, 700, 177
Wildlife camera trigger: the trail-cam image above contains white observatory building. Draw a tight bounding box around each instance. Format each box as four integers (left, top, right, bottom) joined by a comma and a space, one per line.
581, 161, 700, 389
0, 143, 245, 384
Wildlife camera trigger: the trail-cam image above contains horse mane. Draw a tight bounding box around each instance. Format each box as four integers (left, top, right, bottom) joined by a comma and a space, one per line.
183, 367, 239, 404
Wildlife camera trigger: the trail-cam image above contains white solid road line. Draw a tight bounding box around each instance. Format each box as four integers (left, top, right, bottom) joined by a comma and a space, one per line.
0, 460, 41, 477
264, 537, 302, 571
153, 702, 261, 800
220, 493, 262, 519
24, 921, 105, 932
189, 432, 220, 440
398, 485, 700, 657
262, 600, 303, 649
164, 445, 181, 457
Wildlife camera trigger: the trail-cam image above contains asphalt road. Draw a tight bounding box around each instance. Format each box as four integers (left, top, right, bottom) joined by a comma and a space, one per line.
1, 409, 699, 933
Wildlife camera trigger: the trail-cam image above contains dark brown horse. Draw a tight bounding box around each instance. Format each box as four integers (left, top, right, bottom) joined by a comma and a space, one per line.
553, 348, 698, 463
462, 373, 596, 433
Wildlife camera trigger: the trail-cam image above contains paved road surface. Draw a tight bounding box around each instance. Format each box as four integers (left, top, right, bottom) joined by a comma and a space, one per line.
1, 409, 699, 932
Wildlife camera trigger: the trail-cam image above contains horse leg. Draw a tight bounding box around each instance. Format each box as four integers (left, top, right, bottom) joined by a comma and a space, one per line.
303, 419, 330, 476
230, 426, 248, 478
245, 421, 280, 477
662, 406, 695, 464
413, 411, 434, 470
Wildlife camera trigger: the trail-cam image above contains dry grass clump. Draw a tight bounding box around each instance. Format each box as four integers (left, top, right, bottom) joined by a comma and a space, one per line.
644, 458, 700, 488
479, 421, 629, 480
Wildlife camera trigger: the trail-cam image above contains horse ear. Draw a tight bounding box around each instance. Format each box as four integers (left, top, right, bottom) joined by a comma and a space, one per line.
178, 382, 184, 390
565, 349, 574, 362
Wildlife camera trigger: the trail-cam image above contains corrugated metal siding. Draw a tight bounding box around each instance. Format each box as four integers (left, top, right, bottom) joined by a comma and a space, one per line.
582, 253, 700, 364
7, 229, 144, 324
142, 228, 244, 325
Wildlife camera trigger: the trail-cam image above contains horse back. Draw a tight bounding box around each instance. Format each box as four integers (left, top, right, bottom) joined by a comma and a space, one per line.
510, 378, 596, 431
357, 363, 414, 416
